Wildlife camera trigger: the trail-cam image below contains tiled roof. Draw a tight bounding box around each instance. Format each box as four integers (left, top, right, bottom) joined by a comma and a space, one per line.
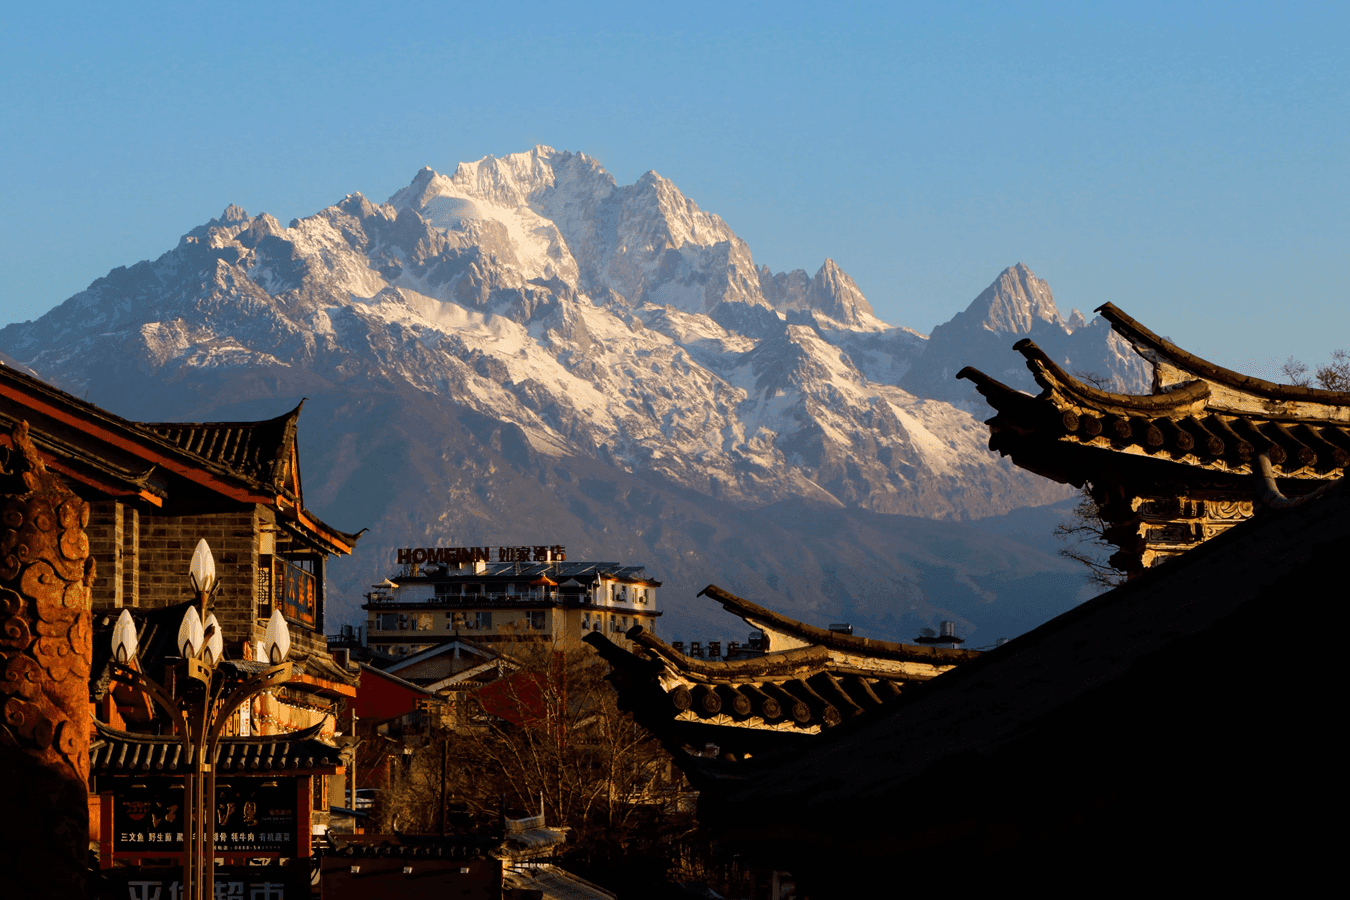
138, 403, 300, 491
960, 340, 1350, 482
684, 472, 1349, 889
584, 589, 977, 748
91, 720, 341, 775
957, 303, 1350, 485
700, 585, 980, 664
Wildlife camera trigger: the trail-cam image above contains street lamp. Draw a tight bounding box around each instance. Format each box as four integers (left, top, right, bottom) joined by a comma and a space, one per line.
109, 538, 294, 900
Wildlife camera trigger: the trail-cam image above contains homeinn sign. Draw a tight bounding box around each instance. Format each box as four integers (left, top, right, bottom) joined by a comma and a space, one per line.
396, 545, 567, 566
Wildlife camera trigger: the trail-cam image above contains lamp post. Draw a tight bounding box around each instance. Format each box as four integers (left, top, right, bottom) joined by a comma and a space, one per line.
110, 538, 294, 900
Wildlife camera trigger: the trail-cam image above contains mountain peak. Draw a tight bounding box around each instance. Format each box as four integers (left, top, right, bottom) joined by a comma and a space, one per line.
808, 259, 875, 326
963, 263, 1063, 334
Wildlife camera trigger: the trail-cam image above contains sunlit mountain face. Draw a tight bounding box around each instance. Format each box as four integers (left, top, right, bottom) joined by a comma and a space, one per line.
1, 146, 1145, 644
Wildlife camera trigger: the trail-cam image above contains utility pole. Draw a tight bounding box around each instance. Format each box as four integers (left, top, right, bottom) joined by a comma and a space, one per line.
439, 732, 449, 836
348, 706, 358, 811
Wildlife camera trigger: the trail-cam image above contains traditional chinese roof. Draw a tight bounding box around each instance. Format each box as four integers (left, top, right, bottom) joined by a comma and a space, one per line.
699, 585, 979, 663
683, 468, 1348, 894
90, 720, 342, 775
955, 303, 1350, 491
139, 403, 302, 498
0, 364, 360, 553
585, 585, 978, 756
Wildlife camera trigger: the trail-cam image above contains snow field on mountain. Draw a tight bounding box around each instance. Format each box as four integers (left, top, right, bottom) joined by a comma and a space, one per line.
0, 145, 1128, 521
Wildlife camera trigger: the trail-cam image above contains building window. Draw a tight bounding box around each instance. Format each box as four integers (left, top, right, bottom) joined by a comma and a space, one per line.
528, 611, 545, 630
417, 613, 433, 631
376, 613, 399, 631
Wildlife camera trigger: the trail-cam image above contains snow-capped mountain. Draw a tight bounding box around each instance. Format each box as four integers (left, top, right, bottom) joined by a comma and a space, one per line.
903, 262, 1149, 405
0, 146, 1141, 643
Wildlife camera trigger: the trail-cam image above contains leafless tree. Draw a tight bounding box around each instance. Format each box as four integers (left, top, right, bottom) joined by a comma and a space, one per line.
1074, 369, 1114, 390
1281, 351, 1350, 391
1053, 484, 1127, 590
381, 643, 688, 862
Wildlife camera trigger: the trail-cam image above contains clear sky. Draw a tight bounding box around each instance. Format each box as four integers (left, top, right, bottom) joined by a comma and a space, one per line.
2, 1, 1346, 378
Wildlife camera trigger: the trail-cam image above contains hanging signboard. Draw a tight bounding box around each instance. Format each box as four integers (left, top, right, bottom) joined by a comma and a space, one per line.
274, 558, 316, 628
112, 782, 299, 855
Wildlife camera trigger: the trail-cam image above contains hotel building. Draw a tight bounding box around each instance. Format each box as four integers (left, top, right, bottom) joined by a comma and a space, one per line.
362, 546, 661, 657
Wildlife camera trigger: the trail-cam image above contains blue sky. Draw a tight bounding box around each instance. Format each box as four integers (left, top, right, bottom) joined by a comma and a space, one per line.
2, 2, 1346, 378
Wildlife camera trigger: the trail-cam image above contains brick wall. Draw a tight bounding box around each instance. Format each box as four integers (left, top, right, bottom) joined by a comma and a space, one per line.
88, 500, 334, 659
136, 509, 260, 648
86, 500, 123, 608
123, 506, 139, 608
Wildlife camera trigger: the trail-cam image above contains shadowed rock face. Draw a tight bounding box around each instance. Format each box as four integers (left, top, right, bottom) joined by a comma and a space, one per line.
0, 148, 1141, 644
0, 421, 94, 897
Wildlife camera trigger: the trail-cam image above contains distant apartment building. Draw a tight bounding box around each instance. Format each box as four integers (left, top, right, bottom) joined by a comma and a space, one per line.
362, 544, 661, 657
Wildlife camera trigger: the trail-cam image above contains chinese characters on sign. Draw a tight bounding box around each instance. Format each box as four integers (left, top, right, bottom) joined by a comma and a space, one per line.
109, 867, 304, 900
396, 545, 566, 565
273, 558, 316, 628
113, 783, 298, 855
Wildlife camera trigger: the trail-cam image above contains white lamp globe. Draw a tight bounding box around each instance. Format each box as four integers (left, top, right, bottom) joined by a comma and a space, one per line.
178, 605, 205, 659
111, 608, 138, 665
188, 538, 216, 594
203, 613, 224, 665
263, 609, 291, 665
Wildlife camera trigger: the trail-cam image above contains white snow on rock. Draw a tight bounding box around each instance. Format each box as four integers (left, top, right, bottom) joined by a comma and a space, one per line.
0, 146, 1148, 520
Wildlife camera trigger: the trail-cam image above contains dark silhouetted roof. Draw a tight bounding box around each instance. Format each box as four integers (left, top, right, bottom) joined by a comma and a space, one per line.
91, 720, 341, 775
682, 471, 1346, 893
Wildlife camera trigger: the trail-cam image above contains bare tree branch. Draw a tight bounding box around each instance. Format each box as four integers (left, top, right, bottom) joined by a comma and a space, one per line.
1053, 484, 1127, 590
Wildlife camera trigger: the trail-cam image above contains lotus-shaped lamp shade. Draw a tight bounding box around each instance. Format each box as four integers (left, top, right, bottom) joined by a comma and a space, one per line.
263, 609, 291, 665
111, 608, 138, 665
188, 538, 216, 594
203, 613, 224, 665
178, 604, 205, 659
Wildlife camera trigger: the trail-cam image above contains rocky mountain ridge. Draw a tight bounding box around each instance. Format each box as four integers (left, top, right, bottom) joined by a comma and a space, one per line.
0, 146, 1147, 642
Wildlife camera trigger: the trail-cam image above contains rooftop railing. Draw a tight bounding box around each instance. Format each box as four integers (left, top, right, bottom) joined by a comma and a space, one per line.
363, 590, 651, 609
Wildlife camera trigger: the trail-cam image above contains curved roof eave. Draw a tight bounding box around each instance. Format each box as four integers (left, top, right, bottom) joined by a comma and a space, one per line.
1098, 302, 1350, 404
698, 585, 980, 664
1013, 338, 1212, 417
